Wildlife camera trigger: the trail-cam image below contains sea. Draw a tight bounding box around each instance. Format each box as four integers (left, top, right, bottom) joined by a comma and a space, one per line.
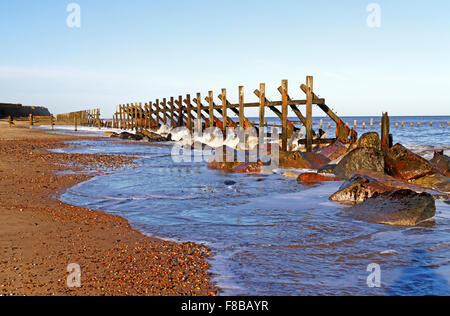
41, 116, 450, 296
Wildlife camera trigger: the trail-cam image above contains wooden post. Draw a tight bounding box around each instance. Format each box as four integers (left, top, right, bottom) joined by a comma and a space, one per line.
74, 113, 78, 131
139, 103, 143, 131
177, 96, 184, 126
320, 119, 323, 129
196, 93, 202, 132
170, 97, 175, 127
381, 112, 390, 152
370, 118, 374, 129
305, 76, 313, 152
162, 98, 167, 125
185, 95, 192, 131
208, 91, 214, 127
281, 80, 289, 152
221, 89, 227, 135
97, 108, 101, 130
51, 115, 54, 130
259, 84, 265, 137
363, 122, 366, 129
239, 86, 245, 128
134, 103, 138, 131
29, 114, 33, 129
354, 120, 357, 130
154, 99, 159, 126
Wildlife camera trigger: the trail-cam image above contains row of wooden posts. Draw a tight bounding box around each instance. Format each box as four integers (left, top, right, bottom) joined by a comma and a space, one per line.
54, 76, 449, 152
338, 119, 450, 130
108, 77, 351, 152
7, 115, 55, 130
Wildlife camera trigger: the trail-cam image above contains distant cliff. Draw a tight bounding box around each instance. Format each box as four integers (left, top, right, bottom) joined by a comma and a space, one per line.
0, 103, 51, 118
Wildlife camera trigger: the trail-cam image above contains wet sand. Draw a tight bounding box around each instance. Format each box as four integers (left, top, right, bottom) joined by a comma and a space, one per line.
0, 122, 217, 296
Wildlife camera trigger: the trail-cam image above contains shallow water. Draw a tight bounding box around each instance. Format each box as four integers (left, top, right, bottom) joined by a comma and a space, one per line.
56, 127, 450, 295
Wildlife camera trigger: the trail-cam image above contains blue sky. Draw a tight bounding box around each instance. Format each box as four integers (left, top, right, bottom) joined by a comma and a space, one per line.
1, 0, 449, 117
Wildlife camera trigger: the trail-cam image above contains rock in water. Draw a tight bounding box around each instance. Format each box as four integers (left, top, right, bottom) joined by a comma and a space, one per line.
357, 132, 381, 150
297, 173, 342, 183
385, 144, 433, 181
330, 170, 446, 203
334, 148, 385, 179
318, 164, 337, 175
430, 150, 450, 177
104, 132, 119, 138
345, 190, 436, 227
318, 142, 347, 161
411, 174, 450, 193
279, 151, 330, 169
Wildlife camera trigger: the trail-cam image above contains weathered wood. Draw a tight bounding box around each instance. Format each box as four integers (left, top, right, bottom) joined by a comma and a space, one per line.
169, 97, 175, 127
297, 138, 336, 145
221, 89, 227, 134
381, 112, 390, 151
281, 80, 288, 151
208, 91, 214, 127
162, 98, 167, 125
96, 108, 101, 130
239, 86, 245, 128
196, 93, 202, 131
185, 95, 192, 130
306, 76, 314, 152
259, 83, 265, 135
277, 86, 309, 129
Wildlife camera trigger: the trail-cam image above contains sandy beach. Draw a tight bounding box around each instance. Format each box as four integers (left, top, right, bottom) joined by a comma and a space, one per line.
0, 122, 217, 296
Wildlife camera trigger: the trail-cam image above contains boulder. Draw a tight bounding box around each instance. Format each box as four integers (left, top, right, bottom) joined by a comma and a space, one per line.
119, 132, 143, 141
357, 132, 381, 150
232, 161, 264, 173
411, 174, 450, 193
430, 150, 450, 177
297, 173, 342, 183
330, 170, 446, 204
318, 141, 347, 161
207, 161, 242, 172
344, 190, 436, 227
334, 148, 385, 180
385, 144, 433, 181
318, 164, 337, 175
279, 151, 331, 170
104, 132, 119, 138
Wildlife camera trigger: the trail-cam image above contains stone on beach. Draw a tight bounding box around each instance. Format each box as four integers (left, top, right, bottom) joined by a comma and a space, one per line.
104, 132, 119, 138
297, 173, 342, 183
119, 132, 143, 141
318, 164, 337, 175
329, 170, 446, 204
411, 174, 450, 193
317, 141, 347, 161
430, 150, 450, 177
344, 190, 436, 227
385, 144, 434, 181
232, 161, 264, 173
334, 147, 385, 180
279, 151, 331, 169
357, 132, 381, 150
